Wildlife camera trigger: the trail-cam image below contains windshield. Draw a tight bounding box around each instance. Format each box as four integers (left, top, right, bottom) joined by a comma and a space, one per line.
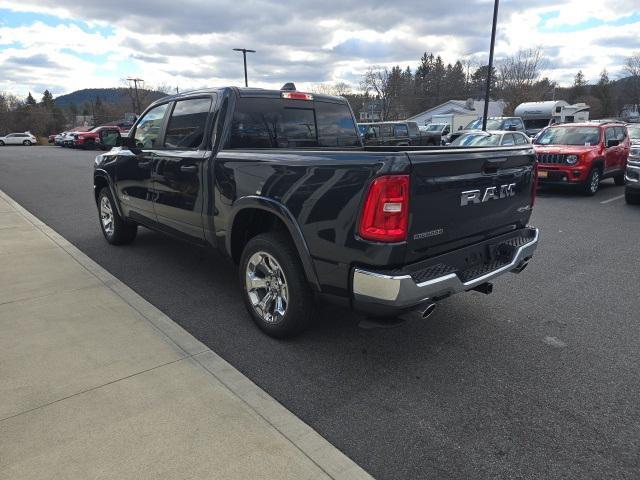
535, 126, 600, 146
425, 123, 446, 132
465, 119, 501, 130
452, 133, 501, 147
627, 126, 640, 141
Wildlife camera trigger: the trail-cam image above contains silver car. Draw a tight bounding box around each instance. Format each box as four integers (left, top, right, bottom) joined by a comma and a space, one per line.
0, 132, 37, 146
450, 130, 531, 147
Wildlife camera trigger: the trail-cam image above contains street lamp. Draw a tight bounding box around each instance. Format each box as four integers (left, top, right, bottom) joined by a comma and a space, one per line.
232, 48, 256, 87
482, 0, 499, 131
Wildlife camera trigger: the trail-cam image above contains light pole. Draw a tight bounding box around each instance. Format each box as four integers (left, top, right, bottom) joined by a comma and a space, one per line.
482, 0, 499, 131
232, 48, 256, 87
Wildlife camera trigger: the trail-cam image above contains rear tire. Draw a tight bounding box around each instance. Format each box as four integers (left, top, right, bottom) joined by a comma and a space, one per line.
23, 140, 32, 146
626, 189, 640, 205
97, 187, 137, 245
614, 172, 625, 186
582, 168, 600, 196
239, 232, 317, 338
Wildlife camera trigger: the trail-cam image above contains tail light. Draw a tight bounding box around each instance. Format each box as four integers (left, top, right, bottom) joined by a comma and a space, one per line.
531, 162, 538, 207
359, 175, 410, 242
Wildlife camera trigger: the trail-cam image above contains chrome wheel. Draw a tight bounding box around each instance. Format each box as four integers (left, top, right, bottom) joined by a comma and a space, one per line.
100, 196, 114, 236
590, 170, 600, 193
245, 251, 288, 324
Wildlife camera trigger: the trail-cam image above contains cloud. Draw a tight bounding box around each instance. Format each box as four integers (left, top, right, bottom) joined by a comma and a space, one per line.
4, 53, 59, 68
0, 0, 638, 98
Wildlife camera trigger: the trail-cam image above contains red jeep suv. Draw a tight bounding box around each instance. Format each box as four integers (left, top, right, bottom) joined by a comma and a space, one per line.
533, 122, 630, 195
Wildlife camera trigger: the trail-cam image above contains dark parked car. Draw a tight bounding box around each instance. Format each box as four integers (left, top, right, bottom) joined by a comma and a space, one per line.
419, 123, 450, 146
359, 121, 422, 146
445, 117, 526, 144
94, 85, 539, 337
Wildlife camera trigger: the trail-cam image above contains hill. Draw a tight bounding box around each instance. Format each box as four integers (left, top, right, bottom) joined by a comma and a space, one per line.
54, 88, 168, 108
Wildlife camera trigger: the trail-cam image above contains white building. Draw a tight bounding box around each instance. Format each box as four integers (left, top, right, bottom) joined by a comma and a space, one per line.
407, 99, 506, 126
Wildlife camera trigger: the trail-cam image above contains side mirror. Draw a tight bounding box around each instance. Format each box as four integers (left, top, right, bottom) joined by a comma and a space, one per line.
607, 139, 620, 148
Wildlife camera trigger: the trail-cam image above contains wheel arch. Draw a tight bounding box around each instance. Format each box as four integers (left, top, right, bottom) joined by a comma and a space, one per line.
94, 171, 124, 218
228, 197, 321, 292
591, 157, 605, 174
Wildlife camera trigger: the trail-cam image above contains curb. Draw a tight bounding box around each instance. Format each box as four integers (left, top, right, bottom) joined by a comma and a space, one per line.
0, 189, 373, 480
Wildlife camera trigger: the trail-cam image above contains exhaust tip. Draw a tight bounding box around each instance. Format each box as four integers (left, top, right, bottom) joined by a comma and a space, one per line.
422, 302, 437, 319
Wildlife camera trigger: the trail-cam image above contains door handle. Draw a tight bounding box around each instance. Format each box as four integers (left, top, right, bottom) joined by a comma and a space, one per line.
180, 165, 198, 173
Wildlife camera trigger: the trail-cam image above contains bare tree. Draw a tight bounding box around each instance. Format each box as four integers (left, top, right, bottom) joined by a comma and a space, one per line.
360, 66, 394, 121
497, 48, 547, 112
311, 82, 352, 97
624, 51, 640, 104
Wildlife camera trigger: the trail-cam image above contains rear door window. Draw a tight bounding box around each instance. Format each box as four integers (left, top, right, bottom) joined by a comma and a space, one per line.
394, 124, 409, 137
614, 127, 626, 141
164, 97, 213, 149
315, 101, 360, 147
381, 124, 393, 137
227, 97, 359, 149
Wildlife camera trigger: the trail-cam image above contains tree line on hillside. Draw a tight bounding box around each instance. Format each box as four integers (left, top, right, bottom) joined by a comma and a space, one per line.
2, 50, 640, 136
318, 49, 640, 122
0, 84, 172, 137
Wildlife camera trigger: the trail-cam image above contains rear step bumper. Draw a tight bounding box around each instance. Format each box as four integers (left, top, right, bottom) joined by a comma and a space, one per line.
352, 227, 539, 315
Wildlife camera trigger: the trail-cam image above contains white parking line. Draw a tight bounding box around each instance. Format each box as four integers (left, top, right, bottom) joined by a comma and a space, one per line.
601, 194, 625, 204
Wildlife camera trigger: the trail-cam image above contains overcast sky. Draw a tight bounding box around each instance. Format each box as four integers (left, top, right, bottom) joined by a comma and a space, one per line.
0, 0, 639, 98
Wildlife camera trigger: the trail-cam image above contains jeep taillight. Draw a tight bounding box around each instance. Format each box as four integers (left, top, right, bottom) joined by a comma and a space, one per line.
359, 175, 410, 242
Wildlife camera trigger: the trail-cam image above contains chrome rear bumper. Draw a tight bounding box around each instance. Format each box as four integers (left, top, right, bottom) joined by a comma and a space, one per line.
353, 228, 539, 311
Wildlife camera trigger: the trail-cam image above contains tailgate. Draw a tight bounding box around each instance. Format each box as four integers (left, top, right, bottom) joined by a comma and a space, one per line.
406, 146, 535, 262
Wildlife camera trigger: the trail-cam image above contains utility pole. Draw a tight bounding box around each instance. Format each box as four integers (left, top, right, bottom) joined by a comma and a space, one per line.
126, 77, 144, 114
482, 0, 499, 131
232, 48, 256, 87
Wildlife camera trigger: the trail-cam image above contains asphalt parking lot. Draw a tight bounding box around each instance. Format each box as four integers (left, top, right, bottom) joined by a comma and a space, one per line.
1, 146, 639, 479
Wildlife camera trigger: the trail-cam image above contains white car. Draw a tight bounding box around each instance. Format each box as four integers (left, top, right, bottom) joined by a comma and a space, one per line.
0, 132, 37, 146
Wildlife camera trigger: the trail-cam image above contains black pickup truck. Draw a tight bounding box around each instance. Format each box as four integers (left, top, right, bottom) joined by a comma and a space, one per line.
94, 85, 539, 337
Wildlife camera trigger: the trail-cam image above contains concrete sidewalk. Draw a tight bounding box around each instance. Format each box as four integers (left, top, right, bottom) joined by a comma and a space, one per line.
0, 190, 372, 480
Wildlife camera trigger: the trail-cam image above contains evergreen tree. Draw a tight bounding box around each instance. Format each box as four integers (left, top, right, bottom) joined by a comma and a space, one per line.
571, 70, 587, 102
470, 65, 497, 99
445, 61, 467, 99
41, 90, 54, 110
594, 69, 612, 117
26, 92, 36, 106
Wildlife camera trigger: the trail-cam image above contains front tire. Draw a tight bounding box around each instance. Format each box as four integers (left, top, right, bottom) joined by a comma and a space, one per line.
239, 232, 317, 338
626, 189, 640, 205
97, 187, 137, 245
583, 168, 601, 196
0, 140, 5, 146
